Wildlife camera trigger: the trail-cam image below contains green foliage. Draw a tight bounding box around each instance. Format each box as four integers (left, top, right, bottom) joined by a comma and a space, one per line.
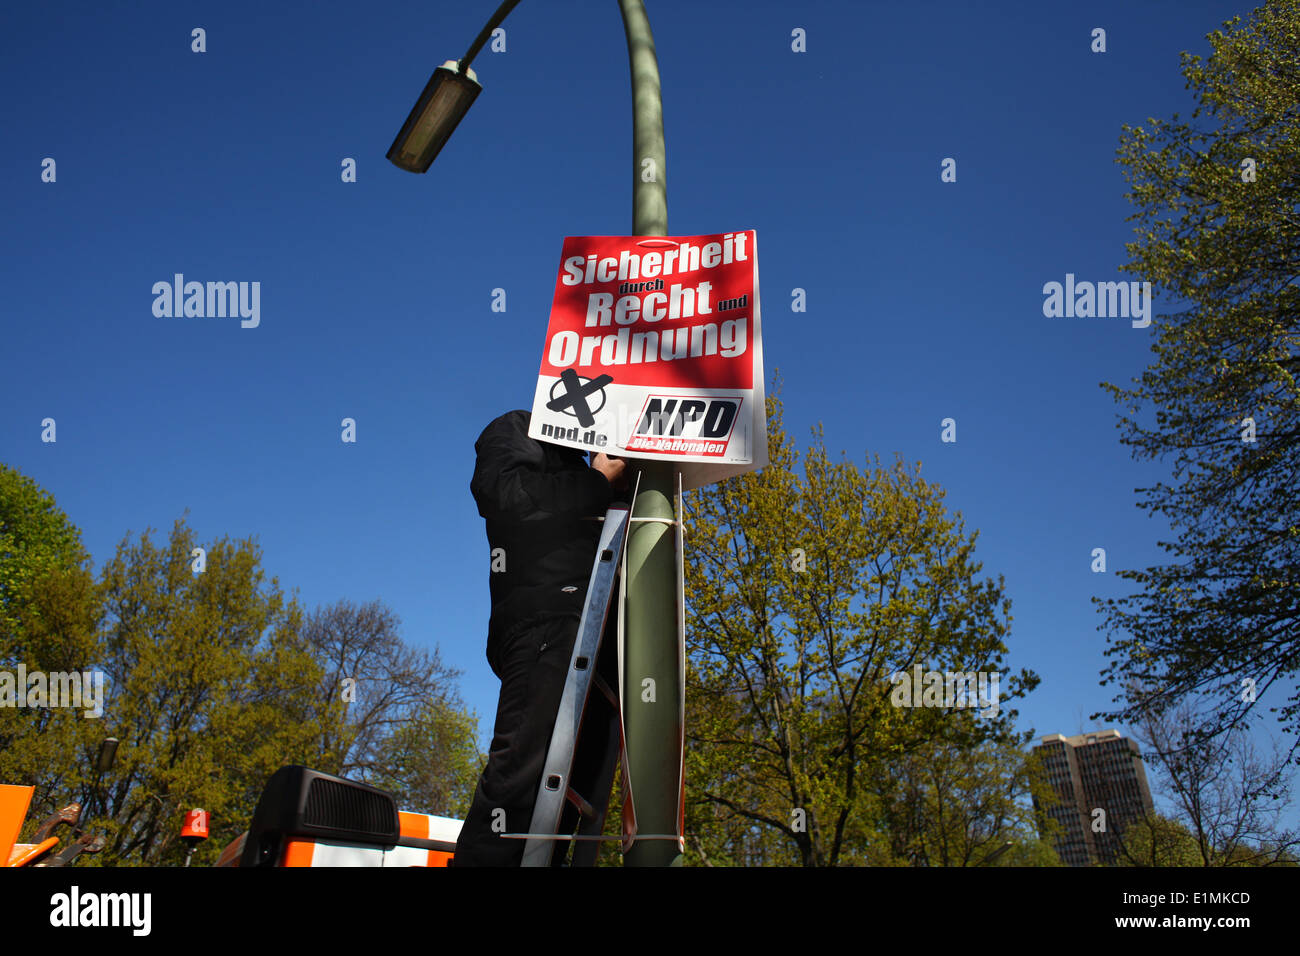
1115, 814, 1206, 867
1098, 0, 1300, 745
0, 465, 483, 866
90, 519, 333, 865
868, 737, 1061, 867
0, 464, 103, 833
681, 377, 1041, 865
369, 697, 483, 820
0, 463, 95, 659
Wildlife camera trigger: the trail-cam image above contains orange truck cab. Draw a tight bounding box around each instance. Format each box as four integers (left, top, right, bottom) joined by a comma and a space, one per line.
216, 766, 461, 867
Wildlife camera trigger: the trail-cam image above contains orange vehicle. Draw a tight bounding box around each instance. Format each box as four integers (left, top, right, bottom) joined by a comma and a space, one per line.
215, 766, 462, 867
4, 762, 460, 868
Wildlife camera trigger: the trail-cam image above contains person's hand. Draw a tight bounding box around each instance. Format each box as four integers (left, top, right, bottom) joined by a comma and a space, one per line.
593, 452, 629, 492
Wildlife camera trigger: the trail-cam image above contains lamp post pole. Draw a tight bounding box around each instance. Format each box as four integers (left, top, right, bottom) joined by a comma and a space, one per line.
614, 0, 682, 869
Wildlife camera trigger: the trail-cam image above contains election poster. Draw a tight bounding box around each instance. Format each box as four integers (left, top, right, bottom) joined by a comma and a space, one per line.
528, 231, 766, 491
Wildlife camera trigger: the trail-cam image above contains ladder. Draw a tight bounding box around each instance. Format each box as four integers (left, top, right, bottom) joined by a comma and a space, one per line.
517, 500, 631, 867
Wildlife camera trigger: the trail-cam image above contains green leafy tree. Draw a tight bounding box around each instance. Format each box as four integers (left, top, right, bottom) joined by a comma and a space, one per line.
1, 471, 484, 863
369, 697, 483, 819
868, 737, 1061, 867
1098, 0, 1300, 748
89, 518, 335, 865
0, 465, 103, 830
1116, 813, 1206, 867
681, 379, 1040, 865
0, 463, 95, 648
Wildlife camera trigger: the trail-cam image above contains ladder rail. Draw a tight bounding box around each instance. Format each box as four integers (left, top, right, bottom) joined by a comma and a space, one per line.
519, 503, 630, 867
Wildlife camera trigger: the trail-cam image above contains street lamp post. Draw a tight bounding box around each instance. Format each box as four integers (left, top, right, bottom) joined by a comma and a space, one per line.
387, 0, 683, 867
613, 0, 681, 869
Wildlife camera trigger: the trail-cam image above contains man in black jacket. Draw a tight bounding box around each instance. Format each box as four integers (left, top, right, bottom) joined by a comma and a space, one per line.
453, 408, 627, 866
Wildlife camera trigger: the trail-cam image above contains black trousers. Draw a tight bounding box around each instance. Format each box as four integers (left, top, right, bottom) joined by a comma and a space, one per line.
453, 610, 582, 866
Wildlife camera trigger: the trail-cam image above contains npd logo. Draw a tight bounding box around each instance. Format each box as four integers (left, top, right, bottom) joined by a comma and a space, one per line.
625, 396, 740, 457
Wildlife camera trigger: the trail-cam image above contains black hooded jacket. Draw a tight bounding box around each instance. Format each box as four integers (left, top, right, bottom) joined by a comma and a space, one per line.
470, 409, 615, 647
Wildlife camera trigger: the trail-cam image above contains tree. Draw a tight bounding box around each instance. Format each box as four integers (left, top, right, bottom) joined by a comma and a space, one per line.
300, 598, 474, 795
0, 464, 95, 649
90, 518, 334, 865
0, 472, 484, 863
1123, 695, 1300, 865
1097, 0, 1300, 748
681, 380, 1040, 865
1115, 813, 1206, 867
368, 698, 483, 819
868, 737, 1061, 867
0, 465, 103, 831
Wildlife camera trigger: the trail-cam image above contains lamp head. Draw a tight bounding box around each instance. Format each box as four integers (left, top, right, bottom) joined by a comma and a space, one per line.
387, 60, 482, 173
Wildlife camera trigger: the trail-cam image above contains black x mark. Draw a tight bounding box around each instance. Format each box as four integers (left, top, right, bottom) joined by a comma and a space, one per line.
546, 368, 613, 428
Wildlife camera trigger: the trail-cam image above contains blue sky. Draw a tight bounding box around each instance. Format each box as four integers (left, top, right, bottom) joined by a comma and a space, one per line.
3, 0, 1286, 825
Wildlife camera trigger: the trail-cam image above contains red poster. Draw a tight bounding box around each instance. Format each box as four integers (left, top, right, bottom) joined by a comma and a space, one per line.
529, 231, 766, 491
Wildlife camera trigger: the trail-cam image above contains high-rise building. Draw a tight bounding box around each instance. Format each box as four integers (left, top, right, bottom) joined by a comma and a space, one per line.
1032, 729, 1155, 866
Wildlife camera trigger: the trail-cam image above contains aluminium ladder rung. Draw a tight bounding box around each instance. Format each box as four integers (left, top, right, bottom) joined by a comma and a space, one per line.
566, 788, 597, 820
592, 673, 617, 708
